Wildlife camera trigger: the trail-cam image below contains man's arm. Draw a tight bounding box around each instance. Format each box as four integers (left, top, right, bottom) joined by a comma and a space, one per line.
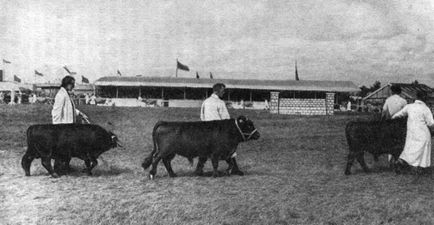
391, 105, 408, 119
218, 101, 230, 119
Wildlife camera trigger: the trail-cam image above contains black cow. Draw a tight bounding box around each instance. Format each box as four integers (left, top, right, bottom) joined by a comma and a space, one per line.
22, 124, 122, 178
141, 116, 260, 179
344, 118, 407, 175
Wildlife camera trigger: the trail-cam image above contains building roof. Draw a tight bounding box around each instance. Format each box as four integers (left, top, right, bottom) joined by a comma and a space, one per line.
94, 76, 360, 92
0, 82, 32, 92
36, 83, 94, 90
363, 82, 434, 100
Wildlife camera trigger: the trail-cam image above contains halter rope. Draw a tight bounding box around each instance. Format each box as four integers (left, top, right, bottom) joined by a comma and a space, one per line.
234, 119, 257, 142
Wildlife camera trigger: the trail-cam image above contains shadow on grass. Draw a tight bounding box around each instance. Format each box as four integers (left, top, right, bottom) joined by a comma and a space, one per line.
31, 165, 133, 178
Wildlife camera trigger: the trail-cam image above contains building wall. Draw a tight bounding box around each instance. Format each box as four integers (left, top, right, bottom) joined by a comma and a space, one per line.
269, 91, 335, 115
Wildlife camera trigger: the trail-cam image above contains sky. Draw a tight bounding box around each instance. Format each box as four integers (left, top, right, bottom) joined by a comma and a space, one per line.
0, 0, 433, 86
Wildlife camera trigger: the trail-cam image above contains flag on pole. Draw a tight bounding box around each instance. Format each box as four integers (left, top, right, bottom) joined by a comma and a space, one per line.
210, 72, 213, 79
2, 59, 11, 64
196, 72, 200, 79
295, 60, 300, 81
35, 70, 44, 76
117, 69, 122, 76
82, 76, 89, 83
14, 75, 21, 83
177, 60, 190, 71
63, 65, 76, 75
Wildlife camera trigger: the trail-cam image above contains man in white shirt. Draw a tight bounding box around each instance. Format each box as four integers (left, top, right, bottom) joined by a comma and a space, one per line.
200, 83, 230, 121
200, 83, 244, 175
382, 85, 407, 120
380, 85, 407, 164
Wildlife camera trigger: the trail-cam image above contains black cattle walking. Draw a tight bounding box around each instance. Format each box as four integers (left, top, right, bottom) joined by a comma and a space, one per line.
22, 124, 122, 178
142, 116, 260, 179
344, 118, 407, 175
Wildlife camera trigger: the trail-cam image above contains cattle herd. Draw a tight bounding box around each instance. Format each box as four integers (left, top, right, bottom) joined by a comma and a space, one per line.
21, 116, 260, 179
21, 115, 426, 179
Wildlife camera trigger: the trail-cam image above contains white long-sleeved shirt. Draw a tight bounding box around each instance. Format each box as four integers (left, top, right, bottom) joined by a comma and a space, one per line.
200, 93, 230, 121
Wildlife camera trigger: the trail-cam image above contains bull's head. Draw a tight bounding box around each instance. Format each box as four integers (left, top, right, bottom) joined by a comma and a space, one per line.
108, 132, 123, 148
235, 116, 260, 141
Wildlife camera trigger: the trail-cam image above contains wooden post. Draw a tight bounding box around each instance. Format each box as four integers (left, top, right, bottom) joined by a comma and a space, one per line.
116, 87, 119, 98
138, 86, 141, 97
161, 87, 164, 99
183, 87, 186, 99
227, 89, 230, 101
249, 90, 253, 102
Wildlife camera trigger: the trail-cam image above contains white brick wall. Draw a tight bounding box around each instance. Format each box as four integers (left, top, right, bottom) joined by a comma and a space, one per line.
269, 91, 335, 115
278, 98, 326, 115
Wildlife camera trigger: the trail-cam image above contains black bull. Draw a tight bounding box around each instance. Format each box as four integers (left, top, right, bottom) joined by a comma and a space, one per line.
141, 116, 260, 179
344, 118, 407, 175
22, 124, 122, 177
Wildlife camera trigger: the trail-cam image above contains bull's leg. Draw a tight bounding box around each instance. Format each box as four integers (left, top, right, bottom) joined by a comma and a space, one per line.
227, 158, 244, 176
211, 155, 219, 178
356, 153, 370, 173
195, 157, 207, 176
54, 159, 64, 175
41, 157, 59, 178
162, 155, 177, 178
345, 151, 357, 175
84, 159, 93, 176
90, 158, 98, 170
149, 156, 162, 180
21, 152, 35, 176
64, 157, 72, 172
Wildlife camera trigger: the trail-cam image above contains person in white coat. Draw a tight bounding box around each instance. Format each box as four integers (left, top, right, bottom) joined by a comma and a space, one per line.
392, 91, 434, 174
52, 76, 88, 124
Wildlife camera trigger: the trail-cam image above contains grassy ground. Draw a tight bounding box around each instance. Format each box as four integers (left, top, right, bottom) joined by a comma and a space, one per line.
0, 104, 433, 225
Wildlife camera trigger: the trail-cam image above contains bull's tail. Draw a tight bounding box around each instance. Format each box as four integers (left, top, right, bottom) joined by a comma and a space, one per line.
141, 122, 162, 170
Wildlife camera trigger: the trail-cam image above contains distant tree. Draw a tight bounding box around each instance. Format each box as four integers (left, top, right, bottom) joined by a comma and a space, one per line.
358, 85, 371, 97
357, 81, 382, 97
371, 81, 381, 90
412, 80, 419, 85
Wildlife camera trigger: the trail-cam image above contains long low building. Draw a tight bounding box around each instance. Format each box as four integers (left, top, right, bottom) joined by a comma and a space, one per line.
94, 76, 360, 115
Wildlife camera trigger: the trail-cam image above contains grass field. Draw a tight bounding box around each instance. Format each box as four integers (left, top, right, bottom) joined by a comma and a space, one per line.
1, 104, 433, 225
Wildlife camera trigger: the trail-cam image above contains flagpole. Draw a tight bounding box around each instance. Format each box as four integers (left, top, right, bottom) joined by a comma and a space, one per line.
175, 58, 178, 78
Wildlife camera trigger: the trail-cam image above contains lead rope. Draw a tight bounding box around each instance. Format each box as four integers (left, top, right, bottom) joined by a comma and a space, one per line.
235, 119, 247, 141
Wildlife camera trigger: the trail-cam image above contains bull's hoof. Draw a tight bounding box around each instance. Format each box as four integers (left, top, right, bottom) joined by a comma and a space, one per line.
212, 172, 219, 178
169, 173, 177, 178
51, 173, 60, 178
149, 174, 154, 180
231, 170, 244, 176
24, 172, 31, 176
363, 169, 371, 174
344, 170, 351, 175
194, 170, 204, 176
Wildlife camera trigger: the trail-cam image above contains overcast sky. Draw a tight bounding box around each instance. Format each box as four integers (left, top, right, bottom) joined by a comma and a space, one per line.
1, 0, 433, 86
